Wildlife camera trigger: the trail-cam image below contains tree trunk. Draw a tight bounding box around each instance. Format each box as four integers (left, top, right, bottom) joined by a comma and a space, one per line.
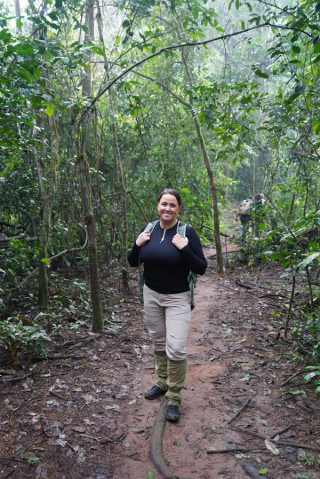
96, 1, 129, 290
252, 156, 256, 195
14, 0, 22, 31
82, 0, 94, 97
78, 152, 104, 332
77, 0, 104, 331
181, 49, 224, 273
36, 111, 59, 307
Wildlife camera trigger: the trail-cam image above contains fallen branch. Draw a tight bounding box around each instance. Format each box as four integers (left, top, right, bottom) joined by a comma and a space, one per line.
232, 427, 320, 452
227, 397, 253, 424
49, 390, 75, 402
259, 293, 289, 300
0, 370, 40, 383
235, 280, 253, 290
280, 363, 307, 387
66, 337, 94, 351
0, 457, 28, 463
100, 431, 127, 445
270, 424, 293, 439
207, 447, 263, 454
44, 354, 85, 360
241, 461, 263, 479
1, 468, 15, 478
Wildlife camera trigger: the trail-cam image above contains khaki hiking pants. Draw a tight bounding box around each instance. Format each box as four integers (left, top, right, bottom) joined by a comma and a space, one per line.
143, 284, 191, 361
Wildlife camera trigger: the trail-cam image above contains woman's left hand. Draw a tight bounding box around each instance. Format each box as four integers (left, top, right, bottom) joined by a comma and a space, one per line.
172, 234, 188, 250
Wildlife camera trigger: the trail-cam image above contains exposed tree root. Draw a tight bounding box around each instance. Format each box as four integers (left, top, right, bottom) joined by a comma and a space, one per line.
149, 400, 177, 479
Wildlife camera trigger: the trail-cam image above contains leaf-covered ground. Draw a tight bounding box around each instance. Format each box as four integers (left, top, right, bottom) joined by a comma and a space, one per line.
1, 245, 319, 479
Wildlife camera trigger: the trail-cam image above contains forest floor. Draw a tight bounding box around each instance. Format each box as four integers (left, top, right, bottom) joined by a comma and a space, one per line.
1, 231, 320, 479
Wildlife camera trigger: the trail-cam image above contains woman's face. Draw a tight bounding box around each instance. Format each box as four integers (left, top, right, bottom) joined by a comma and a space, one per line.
157, 193, 181, 224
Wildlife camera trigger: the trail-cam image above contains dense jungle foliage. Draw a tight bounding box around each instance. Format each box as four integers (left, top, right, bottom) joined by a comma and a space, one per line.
1, 0, 320, 390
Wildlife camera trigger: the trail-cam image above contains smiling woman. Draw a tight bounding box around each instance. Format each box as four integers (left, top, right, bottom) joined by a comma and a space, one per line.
127, 188, 207, 423
157, 191, 181, 230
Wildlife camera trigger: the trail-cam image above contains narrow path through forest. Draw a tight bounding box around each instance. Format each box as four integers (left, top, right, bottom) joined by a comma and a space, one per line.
117, 247, 319, 479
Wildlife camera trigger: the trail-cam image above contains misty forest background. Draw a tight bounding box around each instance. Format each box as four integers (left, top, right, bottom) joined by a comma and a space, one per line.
1, 0, 320, 389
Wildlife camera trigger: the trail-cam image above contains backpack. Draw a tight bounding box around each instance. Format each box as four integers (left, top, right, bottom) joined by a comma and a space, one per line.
238, 199, 253, 216
138, 220, 197, 310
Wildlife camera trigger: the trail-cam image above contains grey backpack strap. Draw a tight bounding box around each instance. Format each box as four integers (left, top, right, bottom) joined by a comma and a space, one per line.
144, 220, 159, 234
176, 220, 186, 238
138, 220, 159, 302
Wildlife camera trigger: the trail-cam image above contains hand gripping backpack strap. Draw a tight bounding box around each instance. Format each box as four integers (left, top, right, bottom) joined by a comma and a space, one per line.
138, 220, 159, 302
177, 221, 197, 310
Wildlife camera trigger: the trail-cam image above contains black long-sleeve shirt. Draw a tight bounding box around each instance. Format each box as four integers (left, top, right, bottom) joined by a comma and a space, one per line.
127, 221, 207, 294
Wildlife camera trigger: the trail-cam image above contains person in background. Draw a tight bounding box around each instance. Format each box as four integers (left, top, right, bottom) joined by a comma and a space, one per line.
235, 195, 254, 243
128, 188, 207, 423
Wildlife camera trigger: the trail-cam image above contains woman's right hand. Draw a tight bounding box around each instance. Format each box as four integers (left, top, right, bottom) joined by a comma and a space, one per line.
136, 230, 151, 247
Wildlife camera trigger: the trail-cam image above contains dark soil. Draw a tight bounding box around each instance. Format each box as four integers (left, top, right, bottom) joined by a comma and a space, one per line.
1, 244, 319, 479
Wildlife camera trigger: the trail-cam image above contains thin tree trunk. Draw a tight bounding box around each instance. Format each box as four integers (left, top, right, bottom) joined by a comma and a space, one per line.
96, 2, 129, 290
77, 0, 104, 331
252, 156, 256, 195
36, 109, 59, 307
287, 163, 301, 223
181, 48, 224, 273
14, 0, 22, 31
78, 150, 104, 332
82, 0, 94, 97
284, 270, 296, 339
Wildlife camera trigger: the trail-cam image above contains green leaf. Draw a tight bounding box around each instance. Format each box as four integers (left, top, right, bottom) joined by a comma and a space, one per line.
285, 93, 299, 105
297, 252, 320, 269
313, 121, 320, 134
192, 7, 199, 19
253, 68, 269, 79
45, 50, 51, 61
45, 104, 54, 116
258, 468, 269, 475
312, 53, 320, 63
292, 45, 301, 53
147, 472, 155, 479
207, 446, 216, 451
302, 371, 319, 382
16, 18, 23, 28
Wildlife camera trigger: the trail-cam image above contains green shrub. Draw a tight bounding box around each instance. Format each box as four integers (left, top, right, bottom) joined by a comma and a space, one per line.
302, 365, 320, 395
0, 318, 51, 363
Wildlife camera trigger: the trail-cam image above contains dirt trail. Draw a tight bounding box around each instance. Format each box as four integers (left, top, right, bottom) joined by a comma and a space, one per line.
116, 248, 319, 479
0, 246, 319, 479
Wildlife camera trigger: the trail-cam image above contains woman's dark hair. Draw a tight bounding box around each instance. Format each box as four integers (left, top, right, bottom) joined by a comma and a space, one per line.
157, 189, 181, 206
